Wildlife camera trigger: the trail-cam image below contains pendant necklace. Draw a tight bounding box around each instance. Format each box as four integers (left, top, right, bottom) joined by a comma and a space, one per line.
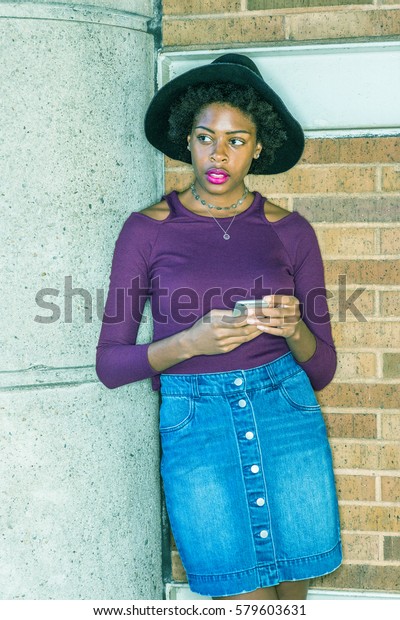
190, 183, 249, 240
208, 211, 237, 240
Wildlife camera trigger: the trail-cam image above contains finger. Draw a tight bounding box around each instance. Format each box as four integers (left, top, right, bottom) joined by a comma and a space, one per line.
247, 315, 299, 328
205, 309, 248, 326
220, 313, 249, 326
254, 307, 298, 319
218, 333, 262, 353
263, 294, 294, 309
223, 322, 265, 338
254, 323, 286, 336
209, 309, 236, 319
221, 310, 259, 327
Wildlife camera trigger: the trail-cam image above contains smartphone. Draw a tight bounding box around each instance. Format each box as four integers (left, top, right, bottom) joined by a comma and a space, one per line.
232, 299, 269, 317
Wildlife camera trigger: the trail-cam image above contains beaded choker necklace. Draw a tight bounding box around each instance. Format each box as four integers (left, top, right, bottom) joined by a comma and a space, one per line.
190, 183, 248, 211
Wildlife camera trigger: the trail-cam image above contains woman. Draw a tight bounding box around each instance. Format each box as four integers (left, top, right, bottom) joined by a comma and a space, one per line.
96, 54, 342, 600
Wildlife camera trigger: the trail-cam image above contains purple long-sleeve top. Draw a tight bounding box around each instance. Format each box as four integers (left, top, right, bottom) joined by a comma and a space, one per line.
96, 191, 336, 392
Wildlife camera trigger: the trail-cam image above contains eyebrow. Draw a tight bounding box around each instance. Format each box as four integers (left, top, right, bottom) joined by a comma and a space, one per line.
194, 125, 251, 135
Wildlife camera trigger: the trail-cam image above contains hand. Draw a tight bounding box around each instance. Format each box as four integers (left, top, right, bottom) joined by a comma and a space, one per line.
245, 295, 301, 339
186, 308, 264, 357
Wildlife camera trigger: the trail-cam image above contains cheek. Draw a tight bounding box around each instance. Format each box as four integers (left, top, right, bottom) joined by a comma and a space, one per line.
239, 150, 257, 168
190, 147, 207, 166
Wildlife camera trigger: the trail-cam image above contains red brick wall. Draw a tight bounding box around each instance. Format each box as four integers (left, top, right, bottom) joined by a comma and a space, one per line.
163, 1, 400, 47
162, 0, 400, 594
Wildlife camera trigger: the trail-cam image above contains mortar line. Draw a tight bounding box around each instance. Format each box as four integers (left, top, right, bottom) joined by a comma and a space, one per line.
334, 469, 400, 476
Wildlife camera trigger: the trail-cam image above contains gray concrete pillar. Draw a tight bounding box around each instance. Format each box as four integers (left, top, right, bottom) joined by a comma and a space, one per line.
0, 1, 164, 599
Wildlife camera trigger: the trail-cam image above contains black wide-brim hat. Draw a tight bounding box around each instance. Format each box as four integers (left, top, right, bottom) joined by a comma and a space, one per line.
144, 53, 305, 175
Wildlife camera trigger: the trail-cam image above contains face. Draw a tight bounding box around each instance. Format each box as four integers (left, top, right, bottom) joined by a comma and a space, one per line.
187, 103, 262, 197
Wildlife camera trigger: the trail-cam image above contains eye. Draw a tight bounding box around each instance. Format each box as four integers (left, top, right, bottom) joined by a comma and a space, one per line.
230, 137, 246, 146
197, 134, 213, 143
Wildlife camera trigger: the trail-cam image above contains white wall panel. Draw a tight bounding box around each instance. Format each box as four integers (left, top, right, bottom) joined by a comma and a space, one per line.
159, 43, 400, 137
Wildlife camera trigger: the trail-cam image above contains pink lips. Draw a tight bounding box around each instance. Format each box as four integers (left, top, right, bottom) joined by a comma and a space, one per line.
206, 168, 230, 185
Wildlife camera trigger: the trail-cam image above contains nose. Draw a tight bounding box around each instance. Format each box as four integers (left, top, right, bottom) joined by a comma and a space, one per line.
210, 139, 228, 162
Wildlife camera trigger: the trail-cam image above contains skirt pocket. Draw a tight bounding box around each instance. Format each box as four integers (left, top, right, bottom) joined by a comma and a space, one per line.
159, 394, 195, 433
279, 369, 321, 411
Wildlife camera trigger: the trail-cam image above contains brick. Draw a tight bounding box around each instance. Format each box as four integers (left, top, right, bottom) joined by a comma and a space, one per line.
335, 474, 376, 501
383, 353, 400, 379
382, 476, 400, 502
331, 322, 400, 349
334, 352, 377, 380
384, 536, 400, 561
294, 196, 400, 223
165, 171, 194, 193
323, 412, 377, 439
315, 227, 375, 256
327, 289, 375, 322
340, 504, 400, 532
252, 166, 375, 195
353, 414, 379, 439
381, 413, 400, 440
301, 139, 340, 165
163, 0, 241, 14
267, 196, 290, 210
301, 137, 400, 165
287, 9, 400, 41
341, 533, 379, 561
171, 551, 187, 581
324, 259, 400, 285
382, 166, 400, 191
318, 382, 399, 409
248, 0, 370, 8
380, 228, 400, 255
380, 292, 400, 318
163, 15, 285, 46
315, 564, 400, 591
165, 155, 192, 169
332, 441, 400, 470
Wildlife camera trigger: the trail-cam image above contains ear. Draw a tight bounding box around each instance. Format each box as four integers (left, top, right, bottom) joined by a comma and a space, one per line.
187, 135, 191, 151
254, 143, 262, 160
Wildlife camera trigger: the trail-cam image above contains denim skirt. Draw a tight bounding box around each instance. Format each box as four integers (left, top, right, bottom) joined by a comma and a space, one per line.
159, 352, 342, 597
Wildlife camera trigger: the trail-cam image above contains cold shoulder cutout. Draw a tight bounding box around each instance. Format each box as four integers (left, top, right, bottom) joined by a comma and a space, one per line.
263, 199, 292, 223
139, 199, 171, 221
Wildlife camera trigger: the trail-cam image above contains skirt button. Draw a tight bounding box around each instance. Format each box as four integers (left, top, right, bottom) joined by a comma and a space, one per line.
238, 399, 247, 407
260, 530, 269, 538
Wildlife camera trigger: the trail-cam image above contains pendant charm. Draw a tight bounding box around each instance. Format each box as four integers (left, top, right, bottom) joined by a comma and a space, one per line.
223, 233, 230, 240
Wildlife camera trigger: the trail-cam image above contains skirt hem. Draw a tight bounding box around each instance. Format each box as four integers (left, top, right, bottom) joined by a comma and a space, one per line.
187, 539, 342, 598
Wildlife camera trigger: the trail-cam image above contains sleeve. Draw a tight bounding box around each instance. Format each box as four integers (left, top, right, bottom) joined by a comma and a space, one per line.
286, 215, 337, 391
95, 214, 160, 389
